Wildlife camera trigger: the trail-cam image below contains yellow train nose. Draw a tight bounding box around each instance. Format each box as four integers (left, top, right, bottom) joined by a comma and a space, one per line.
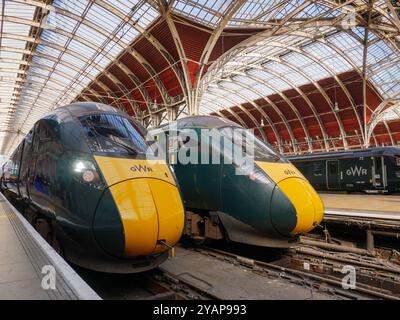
109, 178, 185, 256
256, 161, 324, 236
93, 156, 185, 257
277, 177, 324, 235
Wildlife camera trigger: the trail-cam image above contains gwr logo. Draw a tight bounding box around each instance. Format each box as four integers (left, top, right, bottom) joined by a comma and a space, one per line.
130, 165, 153, 173
284, 169, 296, 176
346, 166, 367, 176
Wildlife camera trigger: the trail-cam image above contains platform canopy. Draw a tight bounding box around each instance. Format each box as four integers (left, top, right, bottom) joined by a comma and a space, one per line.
0, 0, 400, 155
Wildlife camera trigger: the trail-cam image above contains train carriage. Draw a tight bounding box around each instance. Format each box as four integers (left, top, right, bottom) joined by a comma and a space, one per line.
289, 147, 400, 193
150, 115, 324, 248
1, 102, 185, 273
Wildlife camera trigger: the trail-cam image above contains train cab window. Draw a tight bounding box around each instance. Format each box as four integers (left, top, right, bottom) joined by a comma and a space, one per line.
313, 163, 323, 176
219, 127, 284, 163
80, 114, 147, 155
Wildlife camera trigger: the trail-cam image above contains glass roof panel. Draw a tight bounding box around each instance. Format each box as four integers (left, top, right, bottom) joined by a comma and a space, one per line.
0, 0, 160, 154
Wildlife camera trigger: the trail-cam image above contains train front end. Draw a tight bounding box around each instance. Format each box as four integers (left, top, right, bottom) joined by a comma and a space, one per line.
218, 125, 324, 245
65, 107, 184, 272
255, 161, 324, 237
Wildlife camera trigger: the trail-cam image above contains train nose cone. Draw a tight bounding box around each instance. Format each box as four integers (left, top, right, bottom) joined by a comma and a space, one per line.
93, 178, 184, 257
271, 178, 324, 236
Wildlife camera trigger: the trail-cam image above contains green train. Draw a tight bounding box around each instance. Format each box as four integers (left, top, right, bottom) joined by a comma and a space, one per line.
150, 116, 324, 248
289, 147, 400, 194
1, 102, 185, 273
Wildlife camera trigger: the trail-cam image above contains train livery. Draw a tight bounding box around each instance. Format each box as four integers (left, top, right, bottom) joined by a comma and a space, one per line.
289, 147, 400, 193
0, 102, 185, 273
150, 116, 324, 248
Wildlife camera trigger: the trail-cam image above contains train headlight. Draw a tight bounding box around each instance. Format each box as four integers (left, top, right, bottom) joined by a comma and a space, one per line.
237, 163, 272, 185
72, 159, 105, 189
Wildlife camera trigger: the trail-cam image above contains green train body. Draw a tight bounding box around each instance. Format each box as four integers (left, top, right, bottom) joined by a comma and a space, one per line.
150, 116, 324, 248
289, 147, 400, 193
1, 103, 184, 273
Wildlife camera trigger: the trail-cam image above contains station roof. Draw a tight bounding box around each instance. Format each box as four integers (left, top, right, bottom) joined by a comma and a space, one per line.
1, 0, 400, 155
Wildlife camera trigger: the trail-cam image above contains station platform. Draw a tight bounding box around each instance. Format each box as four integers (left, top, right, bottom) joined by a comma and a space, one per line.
320, 193, 400, 221
0, 193, 100, 300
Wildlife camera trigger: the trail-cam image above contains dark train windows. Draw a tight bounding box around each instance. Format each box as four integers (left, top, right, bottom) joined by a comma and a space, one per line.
219, 127, 284, 163
80, 114, 147, 154
313, 163, 323, 176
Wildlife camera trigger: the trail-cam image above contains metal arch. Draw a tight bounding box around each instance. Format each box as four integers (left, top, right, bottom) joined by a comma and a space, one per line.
192, 0, 247, 112
234, 65, 327, 149
101, 70, 138, 115
0, 70, 83, 96
384, 0, 400, 31
201, 96, 249, 129
112, 61, 155, 108
214, 75, 294, 150
162, 10, 193, 114
208, 84, 268, 142
92, 0, 186, 102
234, 61, 341, 151
200, 96, 247, 127
222, 78, 308, 151
366, 100, 400, 144
7, 1, 179, 109
40, 5, 173, 105
216, 80, 282, 147
208, 39, 361, 146
208, 80, 298, 151
1, 32, 106, 73
248, 40, 365, 142
1, 24, 149, 108
0, 76, 77, 97
0, 16, 120, 63
382, 120, 395, 146
123, 46, 171, 104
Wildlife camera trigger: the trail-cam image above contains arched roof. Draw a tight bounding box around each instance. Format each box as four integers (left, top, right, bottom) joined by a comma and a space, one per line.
1, 0, 400, 155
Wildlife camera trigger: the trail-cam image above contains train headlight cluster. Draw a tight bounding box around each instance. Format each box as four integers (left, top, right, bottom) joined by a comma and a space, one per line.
72, 159, 104, 189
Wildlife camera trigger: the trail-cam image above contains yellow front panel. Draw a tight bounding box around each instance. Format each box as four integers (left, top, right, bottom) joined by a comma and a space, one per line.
255, 161, 306, 184
256, 161, 324, 235
94, 156, 176, 187
278, 178, 323, 234
147, 180, 185, 254
108, 179, 158, 256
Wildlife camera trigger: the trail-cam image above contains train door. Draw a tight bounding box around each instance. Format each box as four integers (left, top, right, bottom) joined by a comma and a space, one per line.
372, 156, 386, 189
326, 160, 341, 190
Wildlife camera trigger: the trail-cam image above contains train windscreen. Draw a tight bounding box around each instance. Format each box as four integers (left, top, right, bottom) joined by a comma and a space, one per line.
80, 114, 147, 155
219, 127, 285, 163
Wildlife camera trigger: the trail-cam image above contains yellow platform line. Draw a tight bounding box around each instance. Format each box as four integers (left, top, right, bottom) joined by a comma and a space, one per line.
0, 213, 16, 218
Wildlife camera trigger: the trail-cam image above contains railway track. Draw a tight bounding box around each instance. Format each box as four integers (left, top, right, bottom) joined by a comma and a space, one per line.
186, 244, 400, 300
75, 266, 218, 300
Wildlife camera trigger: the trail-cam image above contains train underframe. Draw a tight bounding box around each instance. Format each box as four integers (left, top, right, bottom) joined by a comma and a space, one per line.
184, 210, 298, 248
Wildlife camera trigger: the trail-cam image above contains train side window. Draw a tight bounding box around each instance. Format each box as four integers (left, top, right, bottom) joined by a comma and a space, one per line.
313, 163, 323, 176
397, 157, 400, 166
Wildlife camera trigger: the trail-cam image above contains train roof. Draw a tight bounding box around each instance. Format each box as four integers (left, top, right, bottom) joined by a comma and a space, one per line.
53, 102, 129, 118
158, 115, 241, 130
289, 146, 400, 161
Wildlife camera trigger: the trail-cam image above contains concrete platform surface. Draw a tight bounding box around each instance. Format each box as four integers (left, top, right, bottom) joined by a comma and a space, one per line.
320, 193, 400, 220
0, 193, 100, 300
160, 247, 334, 300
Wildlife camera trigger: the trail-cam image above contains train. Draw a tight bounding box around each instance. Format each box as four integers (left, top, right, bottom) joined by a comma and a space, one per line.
149, 116, 324, 248
289, 147, 400, 194
0, 102, 185, 273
